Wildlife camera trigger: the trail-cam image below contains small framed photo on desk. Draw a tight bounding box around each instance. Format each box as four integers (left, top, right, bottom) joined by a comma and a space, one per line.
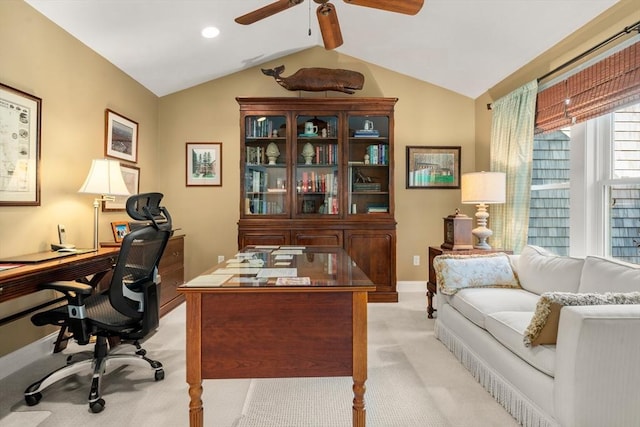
111, 221, 130, 243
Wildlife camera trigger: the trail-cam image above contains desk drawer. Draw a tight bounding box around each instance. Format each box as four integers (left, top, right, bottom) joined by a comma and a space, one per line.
159, 267, 184, 307
160, 236, 184, 271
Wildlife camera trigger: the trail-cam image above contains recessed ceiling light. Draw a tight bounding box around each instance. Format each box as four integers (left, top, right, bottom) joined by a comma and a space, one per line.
201, 26, 220, 39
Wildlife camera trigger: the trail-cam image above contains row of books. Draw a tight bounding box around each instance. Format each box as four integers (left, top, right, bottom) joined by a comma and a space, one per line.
354, 129, 380, 137
296, 171, 338, 194
246, 118, 279, 138
246, 198, 283, 214
366, 144, 389, 165
308, 144, 338, 165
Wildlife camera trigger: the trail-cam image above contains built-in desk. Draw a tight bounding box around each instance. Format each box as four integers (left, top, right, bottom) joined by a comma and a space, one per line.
178, 245, 376, 427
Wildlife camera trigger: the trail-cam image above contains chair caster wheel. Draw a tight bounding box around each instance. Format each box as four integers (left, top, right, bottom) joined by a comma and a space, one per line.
136, 348, 147, 356
155, 369, 165, 381
90, 398, 105, 413
25, 392, 42, 406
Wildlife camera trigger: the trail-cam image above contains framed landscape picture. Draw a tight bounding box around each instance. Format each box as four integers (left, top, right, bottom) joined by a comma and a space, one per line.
0, 83, 42, 206
105, 109, 138, 163
186, 142, 222, 186
406, 146, 461, 189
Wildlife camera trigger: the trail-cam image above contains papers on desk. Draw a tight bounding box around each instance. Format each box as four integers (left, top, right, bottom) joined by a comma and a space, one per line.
183, 274, 233, 287
213, 267, 261, 275
275, 276, 311, 286
272, 249, 303, 255
256, 268, 297, 278
0, 263, 23, 271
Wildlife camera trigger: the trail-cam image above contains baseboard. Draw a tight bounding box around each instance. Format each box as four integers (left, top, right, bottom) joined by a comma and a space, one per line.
397, 281, 426, 292
0, 332, 57, 381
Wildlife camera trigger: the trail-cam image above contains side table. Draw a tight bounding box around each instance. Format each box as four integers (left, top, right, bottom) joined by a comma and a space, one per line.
427, 246, 512, 318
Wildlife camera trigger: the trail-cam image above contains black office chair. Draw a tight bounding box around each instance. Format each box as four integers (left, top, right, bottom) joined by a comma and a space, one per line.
24, 192, 172, 413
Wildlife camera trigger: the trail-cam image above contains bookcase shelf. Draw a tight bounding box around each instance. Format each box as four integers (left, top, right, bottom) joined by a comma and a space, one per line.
237, 97, 398, 302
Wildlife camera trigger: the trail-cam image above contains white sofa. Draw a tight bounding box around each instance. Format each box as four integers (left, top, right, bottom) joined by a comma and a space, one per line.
433, 245, 640, 427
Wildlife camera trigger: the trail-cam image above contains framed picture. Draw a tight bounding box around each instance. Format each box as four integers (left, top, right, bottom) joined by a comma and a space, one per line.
0, 83, 42, 206
103, 164, 140, 211
186, 142, 222, 186
406, 146, 461, 189
105, 109, 138, 163
111, 221, 130, 243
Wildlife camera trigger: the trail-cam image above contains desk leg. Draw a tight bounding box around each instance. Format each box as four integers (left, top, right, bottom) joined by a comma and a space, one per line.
352, 291, 367, 427
186, 293, 203, 427
426, 282, 437, 319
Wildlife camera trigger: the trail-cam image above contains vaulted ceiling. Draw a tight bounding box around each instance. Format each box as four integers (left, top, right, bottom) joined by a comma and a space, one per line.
25, 0, 620, 99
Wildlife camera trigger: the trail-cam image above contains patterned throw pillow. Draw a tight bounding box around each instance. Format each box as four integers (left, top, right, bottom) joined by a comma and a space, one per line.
433, 253, 520, 296
524, 291, 640, 347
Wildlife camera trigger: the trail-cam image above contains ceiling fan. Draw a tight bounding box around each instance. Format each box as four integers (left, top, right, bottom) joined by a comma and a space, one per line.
235, 0, 424, 50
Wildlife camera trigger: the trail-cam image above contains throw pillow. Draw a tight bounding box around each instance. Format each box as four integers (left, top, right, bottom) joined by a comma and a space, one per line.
523, 291, 640, 347
433, 253, 520, 296
517, 245, 584, 295
579, 256, 640, 293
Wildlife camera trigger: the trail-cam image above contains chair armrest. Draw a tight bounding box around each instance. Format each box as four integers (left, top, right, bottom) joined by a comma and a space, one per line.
555, 305, 640, 427
39, 281, 94, 295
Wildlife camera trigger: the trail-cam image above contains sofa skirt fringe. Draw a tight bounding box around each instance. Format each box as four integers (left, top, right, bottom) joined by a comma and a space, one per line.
435, 321, 558, 427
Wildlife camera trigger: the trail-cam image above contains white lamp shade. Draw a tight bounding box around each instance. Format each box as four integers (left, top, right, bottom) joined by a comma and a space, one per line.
78, 159, 130, 196
461, 171, 506, 204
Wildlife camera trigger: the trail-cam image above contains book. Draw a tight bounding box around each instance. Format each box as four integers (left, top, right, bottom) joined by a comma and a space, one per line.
275, 276, 311, 286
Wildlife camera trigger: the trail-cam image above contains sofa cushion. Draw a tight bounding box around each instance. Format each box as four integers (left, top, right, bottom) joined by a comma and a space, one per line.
579, 256, 640, 293
434, 253, 520, 296
517, 245, 584, 295
449, 288, 540, 329
523, 291, 640, 347
485, 311, 556, 377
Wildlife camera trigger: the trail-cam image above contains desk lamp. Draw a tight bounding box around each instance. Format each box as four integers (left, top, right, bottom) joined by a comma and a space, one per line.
461, 171, 506, 250
78, 159, 130, 250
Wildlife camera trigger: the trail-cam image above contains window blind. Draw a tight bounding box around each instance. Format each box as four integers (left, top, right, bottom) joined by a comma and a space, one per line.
535, 41, 640, 133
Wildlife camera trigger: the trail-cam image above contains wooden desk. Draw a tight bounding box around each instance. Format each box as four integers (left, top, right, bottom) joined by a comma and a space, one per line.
178, 246, 376, 427
0, 248, 119, 305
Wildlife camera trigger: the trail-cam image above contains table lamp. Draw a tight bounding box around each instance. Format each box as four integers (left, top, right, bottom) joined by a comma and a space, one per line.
461, 171, 506, 250
78, 159, 130, 250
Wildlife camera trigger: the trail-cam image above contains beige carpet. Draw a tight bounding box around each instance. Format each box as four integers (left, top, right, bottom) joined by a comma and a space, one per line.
0, 287, 518, 427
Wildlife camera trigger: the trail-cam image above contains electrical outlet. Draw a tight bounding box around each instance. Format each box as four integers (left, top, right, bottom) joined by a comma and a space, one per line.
217, 255, 225, 264
413, 255, 420, 266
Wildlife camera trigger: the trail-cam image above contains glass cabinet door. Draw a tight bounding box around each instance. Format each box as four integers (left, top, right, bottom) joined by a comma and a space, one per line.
243, 115, 287, 216
294, 114, 339, 216
347, 115, 390, 215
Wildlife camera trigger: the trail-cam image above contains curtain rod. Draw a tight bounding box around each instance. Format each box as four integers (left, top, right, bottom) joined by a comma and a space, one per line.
487, 19, 640, 110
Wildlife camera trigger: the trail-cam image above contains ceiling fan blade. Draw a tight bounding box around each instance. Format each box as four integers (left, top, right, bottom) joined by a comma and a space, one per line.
343, 0, 424, 15
317, 3, 343, 50
235, 0, 303, 25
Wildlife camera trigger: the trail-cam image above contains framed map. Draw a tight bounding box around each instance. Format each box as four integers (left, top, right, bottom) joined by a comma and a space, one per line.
0, 82, 41, 206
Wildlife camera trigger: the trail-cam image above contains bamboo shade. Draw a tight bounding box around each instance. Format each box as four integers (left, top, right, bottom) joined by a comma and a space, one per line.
536, 41, 640, 133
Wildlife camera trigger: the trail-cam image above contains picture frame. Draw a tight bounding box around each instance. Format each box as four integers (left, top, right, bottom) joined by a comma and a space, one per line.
105, 109, 138, 163
111, 221, 130, 243
0, 82, 42, 206
103, 164, 140, 211
406, 146, 461, 189
186, 142, 222, 186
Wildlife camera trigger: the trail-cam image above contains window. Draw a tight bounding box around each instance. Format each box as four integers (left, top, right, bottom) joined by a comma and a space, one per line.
528, 102, 640, 264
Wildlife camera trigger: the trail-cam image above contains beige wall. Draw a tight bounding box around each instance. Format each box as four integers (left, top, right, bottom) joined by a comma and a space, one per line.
0, 0, 159, 356
157, 47, 476, 286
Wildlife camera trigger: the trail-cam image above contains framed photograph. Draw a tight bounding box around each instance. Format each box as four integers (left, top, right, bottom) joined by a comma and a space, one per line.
186, 142, 222, 186
0, 83, 42, 206
406, 146, 461, 189
105, 109, 138, 163
111, 221, 130, 243
103, 164, 140, 211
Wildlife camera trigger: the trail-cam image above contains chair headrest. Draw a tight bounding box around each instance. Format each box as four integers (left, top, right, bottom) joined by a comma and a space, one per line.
126, 192, 172, 230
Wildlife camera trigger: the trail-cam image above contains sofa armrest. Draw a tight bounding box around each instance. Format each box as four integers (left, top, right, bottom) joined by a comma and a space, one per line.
555, 305, 640, 427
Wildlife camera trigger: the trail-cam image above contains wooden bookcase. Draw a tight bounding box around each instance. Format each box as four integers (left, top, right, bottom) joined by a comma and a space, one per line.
237, 97, 398, 302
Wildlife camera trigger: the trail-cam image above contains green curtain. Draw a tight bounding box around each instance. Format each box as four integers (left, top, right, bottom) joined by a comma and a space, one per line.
489, 80, 538, 253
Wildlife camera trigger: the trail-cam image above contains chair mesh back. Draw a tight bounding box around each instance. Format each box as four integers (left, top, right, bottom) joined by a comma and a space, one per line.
109, 193, 172, 320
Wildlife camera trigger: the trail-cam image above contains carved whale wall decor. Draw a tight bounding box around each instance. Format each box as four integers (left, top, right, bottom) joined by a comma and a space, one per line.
261, 65, 364, 94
